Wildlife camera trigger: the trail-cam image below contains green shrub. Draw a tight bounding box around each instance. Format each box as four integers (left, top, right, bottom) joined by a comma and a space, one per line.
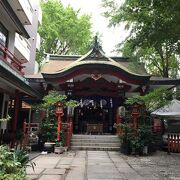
0, 146, 35, 180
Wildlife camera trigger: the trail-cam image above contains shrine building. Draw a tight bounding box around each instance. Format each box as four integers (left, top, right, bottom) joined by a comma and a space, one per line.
27, 37, 180, 135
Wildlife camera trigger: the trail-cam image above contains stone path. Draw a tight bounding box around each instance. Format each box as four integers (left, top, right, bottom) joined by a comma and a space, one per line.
27, 151, 180, 180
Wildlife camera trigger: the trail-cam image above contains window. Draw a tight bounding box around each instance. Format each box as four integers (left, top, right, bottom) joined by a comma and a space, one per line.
0, 93, 4, 117
0, 22, 8, 47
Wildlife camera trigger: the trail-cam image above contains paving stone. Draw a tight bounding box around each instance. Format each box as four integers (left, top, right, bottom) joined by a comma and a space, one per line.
88, 179, 126, 180
114, 162, 130, 168
56, 164, 70, 169
39, 175, 61, 180
88, 172, 121, 179
43, 168, 66, 175
27, 174, 39, 180
71, 157, 85, 165
27, 150, 180, 180
124, 173, 144, 180
26, 167, 45, 174
33, 156, 61, 168
87, 165, 117, 173
168, 176, 180, 180
65, 166, 85, 180
117, 167, 137, 174
58, 157, 73, 164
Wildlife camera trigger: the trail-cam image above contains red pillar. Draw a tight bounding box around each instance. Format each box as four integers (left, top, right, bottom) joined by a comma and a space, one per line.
66, 116, 73, 147
66, 123, 70, 147
132, 112, 139, 129
12, 90, 20, 147
23, 120, 27, 147
69, 117, 73, 136
116, 114, 122, 135
57, 115, 61, 141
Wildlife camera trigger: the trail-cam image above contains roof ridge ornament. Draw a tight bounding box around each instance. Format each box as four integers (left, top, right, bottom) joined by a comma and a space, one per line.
88, 36, 105, 59
92, 36, 102, 52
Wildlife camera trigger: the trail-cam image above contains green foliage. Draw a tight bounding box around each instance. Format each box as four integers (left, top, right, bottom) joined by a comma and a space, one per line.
42, 91, 67, 108
15, 130, 24, 141
40, 118, 57, 142
0, 115, 11, 122
65, 100, 79, 108
55, 141, 63, 147
138, 125, 153, 146
126, 88, 172, 111
37, 0, 93, 65
102, 0, 180, 77
33, 90, 79, 114
34, 90, 79, 144
55, 131, 65, 147
119, 124, 153, 154
32, 91, 67, 115
0, 146, 35, 180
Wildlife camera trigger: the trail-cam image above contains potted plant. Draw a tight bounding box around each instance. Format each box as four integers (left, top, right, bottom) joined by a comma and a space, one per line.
54, 141, 64, 154
138, 125, 153, 155
118, 123, 132, 155
128, 134, 143, 155
128, 125, 153, 155
54, 130, 67, 154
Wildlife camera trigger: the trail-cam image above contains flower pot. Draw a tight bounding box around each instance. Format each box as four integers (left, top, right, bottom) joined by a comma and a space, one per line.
54, 146, 64, 154
43, 142, 55, 153
120, 143, 131, 155
143, 146, 148, 155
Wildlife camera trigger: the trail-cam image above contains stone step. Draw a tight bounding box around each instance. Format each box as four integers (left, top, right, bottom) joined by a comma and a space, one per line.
70, 146, 120, 151
71, 142, 120, 147
71, 139, 120, 143
71, 135, 120, 151
72, 135, 119, 140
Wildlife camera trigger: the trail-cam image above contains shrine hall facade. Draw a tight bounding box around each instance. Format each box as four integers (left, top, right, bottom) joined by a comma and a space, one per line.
27, 38, 179, 134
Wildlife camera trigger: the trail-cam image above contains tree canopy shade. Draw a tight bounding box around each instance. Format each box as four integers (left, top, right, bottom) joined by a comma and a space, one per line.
37, 0, 93, 65
102, 0, 180, 78
126, 88, 173, 112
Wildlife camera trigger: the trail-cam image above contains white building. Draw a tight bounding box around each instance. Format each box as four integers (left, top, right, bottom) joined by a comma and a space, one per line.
0, 0, 41, 143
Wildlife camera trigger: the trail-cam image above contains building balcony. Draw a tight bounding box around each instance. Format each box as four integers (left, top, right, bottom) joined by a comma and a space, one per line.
14, 33, 31, 63
36, 33, 41, 51
38, 7, 42, 25
0, 43, 25, 75
7, 0, 33, 25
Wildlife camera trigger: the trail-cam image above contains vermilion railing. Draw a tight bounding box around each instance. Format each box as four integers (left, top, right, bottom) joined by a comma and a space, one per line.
0, 42, 25, 75
168, 134, 180, 153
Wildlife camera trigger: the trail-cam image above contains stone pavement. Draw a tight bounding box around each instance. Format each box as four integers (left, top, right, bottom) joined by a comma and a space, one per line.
26, 150, 180, 180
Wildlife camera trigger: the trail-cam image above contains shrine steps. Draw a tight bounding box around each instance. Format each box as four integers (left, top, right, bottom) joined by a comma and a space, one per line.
70, 135, 120, 151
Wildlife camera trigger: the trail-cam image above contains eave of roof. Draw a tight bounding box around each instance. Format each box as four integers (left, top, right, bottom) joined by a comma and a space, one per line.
0, 62, 42, 98
149, 76, 180, 85
0, 0, 30, 39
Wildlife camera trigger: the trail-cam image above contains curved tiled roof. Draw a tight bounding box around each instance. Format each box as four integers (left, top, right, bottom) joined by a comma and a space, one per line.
41, 44, 149, 78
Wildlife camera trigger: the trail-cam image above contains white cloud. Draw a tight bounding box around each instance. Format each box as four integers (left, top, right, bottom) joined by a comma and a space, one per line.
61, 0, 128, 56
